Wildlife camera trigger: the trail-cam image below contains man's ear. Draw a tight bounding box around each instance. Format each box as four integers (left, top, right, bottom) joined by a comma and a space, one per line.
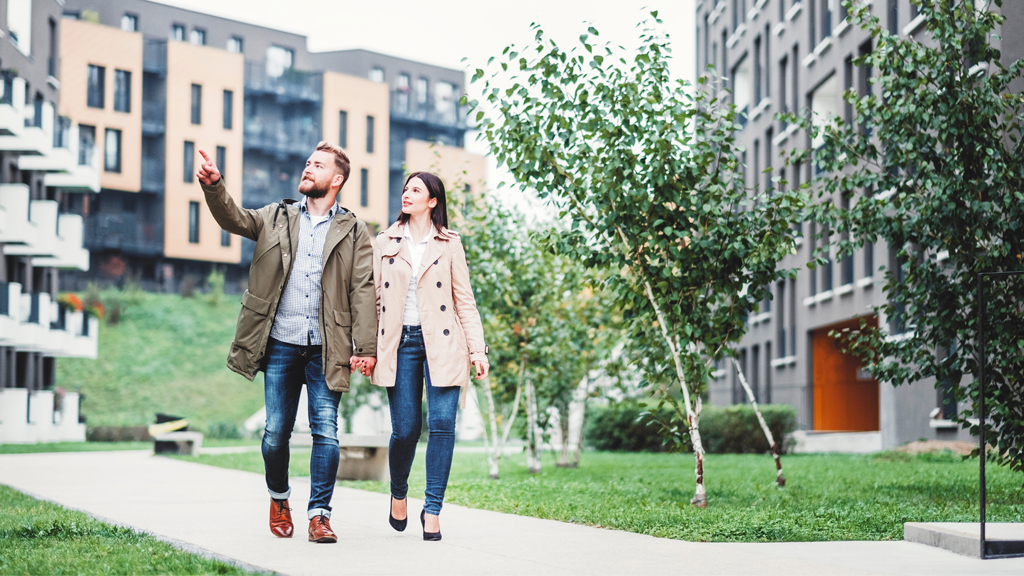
333, 173, 345, 189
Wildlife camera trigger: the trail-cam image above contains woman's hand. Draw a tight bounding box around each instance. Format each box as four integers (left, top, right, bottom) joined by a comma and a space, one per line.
350, 356, 376, 377
472, 360, 489, 380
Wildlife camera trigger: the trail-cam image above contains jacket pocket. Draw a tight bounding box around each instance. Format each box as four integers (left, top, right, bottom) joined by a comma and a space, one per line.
234, 290, 271, 352
332, 310, 352, 366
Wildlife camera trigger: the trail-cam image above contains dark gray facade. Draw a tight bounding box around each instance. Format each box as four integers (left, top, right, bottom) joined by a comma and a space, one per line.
694, 0, 1021, 448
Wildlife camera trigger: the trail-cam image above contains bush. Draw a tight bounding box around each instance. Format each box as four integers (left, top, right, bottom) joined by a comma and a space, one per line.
205, 421, 241, 440
586, 402, 797, 454
206, 269, 225, 307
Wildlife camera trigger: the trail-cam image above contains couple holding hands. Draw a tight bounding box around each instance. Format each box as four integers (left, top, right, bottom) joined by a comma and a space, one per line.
197, 142, 488, 543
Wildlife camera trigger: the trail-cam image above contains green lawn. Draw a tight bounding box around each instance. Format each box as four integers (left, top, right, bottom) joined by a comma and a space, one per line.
177, 447, 1024, 542
0, 485, 260, 575
55, 291, 265, 433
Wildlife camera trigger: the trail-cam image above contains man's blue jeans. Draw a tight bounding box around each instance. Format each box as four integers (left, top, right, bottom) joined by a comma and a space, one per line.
262, 337, 342, 519
387, 326, 460, 516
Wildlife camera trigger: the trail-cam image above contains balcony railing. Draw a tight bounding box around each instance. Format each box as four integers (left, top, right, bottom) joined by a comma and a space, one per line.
84, 213, 163, 255
245, 62, 322, 103
143, 39, 167, 75
141, 157, 165, 193
243, 118, 320, 157
389, 91, 468, 130
142, 101, 165, 134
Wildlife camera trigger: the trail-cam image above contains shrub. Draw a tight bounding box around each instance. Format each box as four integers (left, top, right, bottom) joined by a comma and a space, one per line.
205, 421, 241, 440
586, 402, 797, 454
206, 269, 225, 307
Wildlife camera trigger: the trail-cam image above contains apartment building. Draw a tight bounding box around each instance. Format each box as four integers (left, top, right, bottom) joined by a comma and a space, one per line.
695, 0, 1023, 449
60, 0, 483, 291
0, 0, 99, 444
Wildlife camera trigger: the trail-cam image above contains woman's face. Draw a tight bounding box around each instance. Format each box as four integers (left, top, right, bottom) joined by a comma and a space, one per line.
401, 177, 436, 218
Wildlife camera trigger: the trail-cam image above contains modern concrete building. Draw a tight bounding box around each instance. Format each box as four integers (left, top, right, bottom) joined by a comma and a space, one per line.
694, 0, 1023, 449
0, 0, 99, 444
59, 0, 483, 291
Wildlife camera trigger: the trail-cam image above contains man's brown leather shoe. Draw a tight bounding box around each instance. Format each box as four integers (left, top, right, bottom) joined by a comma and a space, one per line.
269, 499, 293, 538
308, 515, 338, 543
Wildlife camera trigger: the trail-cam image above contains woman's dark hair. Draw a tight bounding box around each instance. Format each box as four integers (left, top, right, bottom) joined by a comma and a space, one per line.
397, 171, 448, 230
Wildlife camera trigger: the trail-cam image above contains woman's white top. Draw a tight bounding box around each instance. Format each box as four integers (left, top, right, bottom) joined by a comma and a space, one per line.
401, 223, 435, 326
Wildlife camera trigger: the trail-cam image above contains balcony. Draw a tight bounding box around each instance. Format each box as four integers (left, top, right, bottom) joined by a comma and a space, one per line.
43, 123, 101, 192
0, 71, 24, 136
0, 283, 96, 361
143, 39, 167, 75
4, 199, 59, 258
245, 62, 322, 103
83, 213, 163, 256
140, 156, 165, 193
0, 184, 38, 246
0, 82, 50, 156
243, 118, 320, 158
32, 214, 89, 271
389, 91, 468, 131
142, 101, 165, 135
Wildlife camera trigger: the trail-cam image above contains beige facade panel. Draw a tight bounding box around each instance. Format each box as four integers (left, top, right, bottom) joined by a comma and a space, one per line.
404, 139, 487, 223
163, 40, 244, 263
321, 71, 390, 230
59, 18, 143, 193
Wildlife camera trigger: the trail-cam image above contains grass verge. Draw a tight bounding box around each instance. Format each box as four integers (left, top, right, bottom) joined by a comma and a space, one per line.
177, 447, 1024, 542
0, 485, 261, 575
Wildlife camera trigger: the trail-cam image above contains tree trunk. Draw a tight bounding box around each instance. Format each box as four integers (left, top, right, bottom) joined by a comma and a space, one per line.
498, 354, 527, 460
569, 375, 591, 468
479, 377, 501, 479
556, 404, 571, 467
525, 378, 542, 474
731, 357, 786, 487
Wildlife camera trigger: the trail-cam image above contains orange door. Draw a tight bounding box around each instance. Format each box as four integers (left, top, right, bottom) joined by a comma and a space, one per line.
812, 317, 880, 431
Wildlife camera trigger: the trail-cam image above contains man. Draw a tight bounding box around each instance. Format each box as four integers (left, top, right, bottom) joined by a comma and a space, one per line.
196, 142, 377, 544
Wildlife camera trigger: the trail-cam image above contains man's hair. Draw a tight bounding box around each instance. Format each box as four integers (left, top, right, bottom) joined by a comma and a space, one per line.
316, 141, 350, 189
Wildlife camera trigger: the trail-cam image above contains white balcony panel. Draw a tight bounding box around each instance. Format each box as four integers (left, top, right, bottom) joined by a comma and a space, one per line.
0, 125, 48, 155
0, 184, 36, 245
54, 392, 87, 442
0, 78, 26, 136
19, 145, 75, 173
44, 163, 101, 192
5, 200, 58, 257
29, 390, 56, 443
0, 388, 32, 444
33, 214, 90, 271
0, 282, 22, 343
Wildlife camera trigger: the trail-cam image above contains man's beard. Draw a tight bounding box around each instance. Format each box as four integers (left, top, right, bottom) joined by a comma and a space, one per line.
298, 178, 329, 199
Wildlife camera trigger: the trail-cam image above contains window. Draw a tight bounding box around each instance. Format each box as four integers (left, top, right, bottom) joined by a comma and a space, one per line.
791, 45, 800, 117
221, 229, 231, 247
7, 0, 33, 56
822, 223, 834, 292
763, 24, 771, 100
183, 141, 195, 183
87, 65, 105, 109
121, 13, 138, 32
435, 81, 457, 123
888, 248, 906, 333
754, 36, 763, 104
171, 24, 185, 41
809, 222, 818, 296
765, 128, 774, 194
396, 73, 410, 112
227, 36, 243, 53
843, 55, 854, 126
369, 67, 385, 83
779, 56, 788, 127
104, 129, 122, 172
751, 345, 760, 402
416, 77, 428, 106
190, 84, 202, 125
820, 0, 833, 40
216, 146, 226, 177
338, 111, 348, 148
810, 73, 840, 173
731, 56, 751, 127
113, 70, 131, 112
266, 45, 294, 78
841, 194, 854, 285
777, 280, 787, 357
888, 0, 899, 35
48, 17, 57, 78
188, 201, 200, 244
190, 28, 206, 46
360, 168, 369, 207
366, 115, 374, 153
753, 139, 760, 194
222, 90, 233, 129
78, 124, 96, 166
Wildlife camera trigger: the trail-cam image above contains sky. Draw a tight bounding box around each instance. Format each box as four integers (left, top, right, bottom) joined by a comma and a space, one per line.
155, 0, 698, 214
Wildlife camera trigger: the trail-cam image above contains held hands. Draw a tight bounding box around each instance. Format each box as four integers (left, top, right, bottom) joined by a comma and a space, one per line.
473, 360, 489, 380
350, 356, 376, 377
196, 149, 221, 185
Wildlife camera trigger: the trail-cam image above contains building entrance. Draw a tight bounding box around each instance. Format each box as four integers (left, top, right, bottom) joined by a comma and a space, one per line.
812, 316, 880, 431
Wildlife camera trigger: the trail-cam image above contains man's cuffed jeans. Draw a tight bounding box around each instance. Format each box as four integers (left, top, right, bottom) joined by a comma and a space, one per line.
262, 336, 342, 519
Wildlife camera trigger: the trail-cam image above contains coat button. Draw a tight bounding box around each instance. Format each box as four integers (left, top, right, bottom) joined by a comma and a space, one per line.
382, 306, 386, 312
389, 258, 394, 264
358, 348, 363, 352
396, 238, 402, 243
436, 281, 442, 288
434, 260, 439, 265
443, 329, 450, 336
385, 282, 389, 288
381, 329, 385, 335
440, 305, 446, 311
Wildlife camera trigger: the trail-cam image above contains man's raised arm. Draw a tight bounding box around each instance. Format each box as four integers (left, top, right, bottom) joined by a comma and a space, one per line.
197, 149, 263, 241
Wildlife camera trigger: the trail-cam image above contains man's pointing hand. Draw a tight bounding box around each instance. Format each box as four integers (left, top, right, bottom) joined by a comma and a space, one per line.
196, 149, 221, 186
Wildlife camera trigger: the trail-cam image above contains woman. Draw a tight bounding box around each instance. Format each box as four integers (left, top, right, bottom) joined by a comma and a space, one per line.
370, 172, 488, 541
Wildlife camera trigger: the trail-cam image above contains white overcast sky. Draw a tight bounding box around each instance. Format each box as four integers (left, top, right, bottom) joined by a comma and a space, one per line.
157, 0, 697, 214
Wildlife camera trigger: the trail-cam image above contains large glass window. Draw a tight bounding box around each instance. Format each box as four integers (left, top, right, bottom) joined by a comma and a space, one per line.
183, 141, 195, 183
396, 73, 410, 112
7, 0, 33, 56
190, 28, 206, 46
810, 73, 840, 175
227, 36, 243, 53
338, 111, 348, 148
113, 70, 131, 112
87, 65, 105, 109
190, 84, 202, 125
78, 124, 96, 166
366, 115, 375, 153
434, 82, 457, 123
222, 90, 233, 129
121, 13, 138, 32
104, 129, 122, 173
171, 24, 185, 41
360, 168, 369, 207
369, 67, 384, 83
188, 201, 200, 244
416, 77, 428, 107
731, 56, 751, 127
266, 45, 294, 78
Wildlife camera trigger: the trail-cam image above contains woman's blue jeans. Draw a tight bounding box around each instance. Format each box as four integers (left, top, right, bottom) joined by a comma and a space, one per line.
387, 326, 460, 516
261, 337, 343, 519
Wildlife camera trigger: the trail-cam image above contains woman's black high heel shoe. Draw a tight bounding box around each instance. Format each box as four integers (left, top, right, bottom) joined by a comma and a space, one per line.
389, 497, 407, 532
420, 510, 442, 541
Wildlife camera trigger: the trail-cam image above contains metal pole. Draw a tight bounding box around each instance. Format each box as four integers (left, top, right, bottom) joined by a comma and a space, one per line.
978, 273, 986, 559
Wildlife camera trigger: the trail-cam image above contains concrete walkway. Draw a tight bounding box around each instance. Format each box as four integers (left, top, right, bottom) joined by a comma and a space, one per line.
1, 450, 1022, 576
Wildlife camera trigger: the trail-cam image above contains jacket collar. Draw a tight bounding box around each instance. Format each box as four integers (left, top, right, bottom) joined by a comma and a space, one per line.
384, 220, 454, 241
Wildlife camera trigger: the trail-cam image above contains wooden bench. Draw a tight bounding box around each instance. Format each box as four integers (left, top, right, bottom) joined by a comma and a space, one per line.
153, 431, 204, 456
336, 434, 390, 482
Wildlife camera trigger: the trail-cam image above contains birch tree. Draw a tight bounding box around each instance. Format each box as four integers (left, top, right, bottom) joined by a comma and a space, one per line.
469, 14, 803, 505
